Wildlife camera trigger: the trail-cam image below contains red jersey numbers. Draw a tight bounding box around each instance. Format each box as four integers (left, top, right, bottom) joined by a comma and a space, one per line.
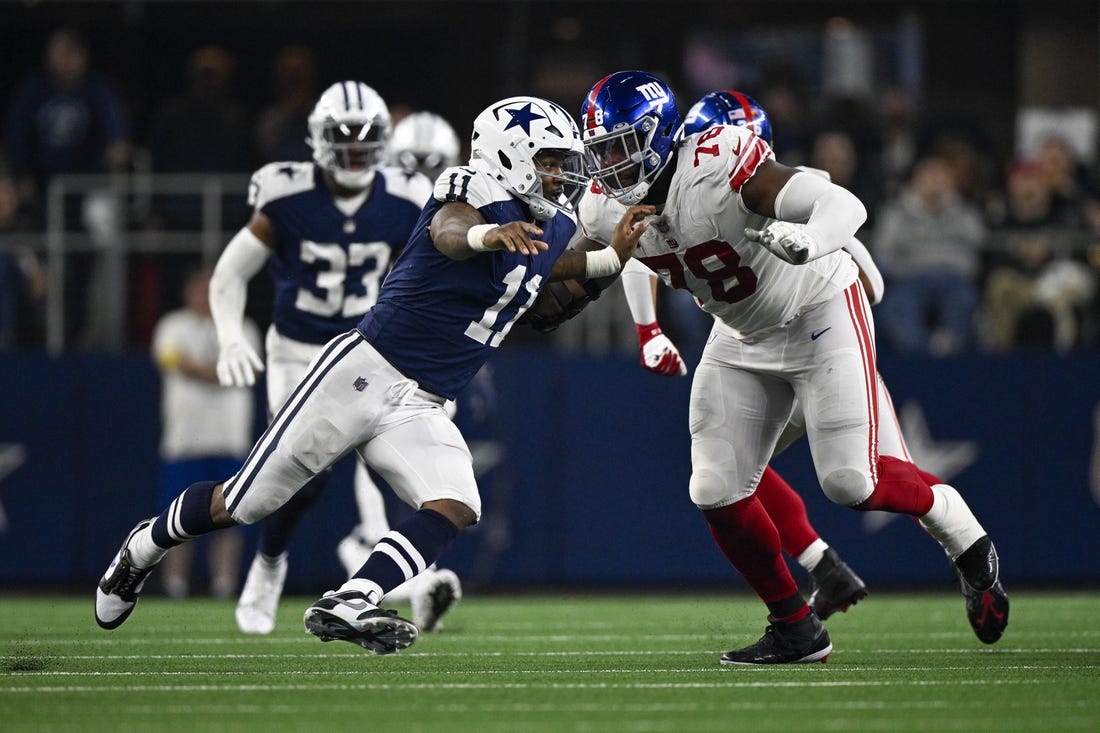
692, 127, 722, 167
638, 240, 757, 303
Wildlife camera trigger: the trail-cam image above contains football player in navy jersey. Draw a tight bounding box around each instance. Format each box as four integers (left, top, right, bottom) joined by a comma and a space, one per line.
333, 108, 467, 632
96, 94, 651, 655
205, 82, 461, 637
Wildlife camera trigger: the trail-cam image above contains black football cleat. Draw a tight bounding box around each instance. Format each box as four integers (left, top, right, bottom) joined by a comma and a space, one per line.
303, 589, 418, 655
720, 611, 832, 665
808, 547, 868, 620
954, 536, 1009, 644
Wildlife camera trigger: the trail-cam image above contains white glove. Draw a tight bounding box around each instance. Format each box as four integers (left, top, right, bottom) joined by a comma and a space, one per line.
636, 322, 687, 376
744, 221, 820, 265
216, 339, 264, 387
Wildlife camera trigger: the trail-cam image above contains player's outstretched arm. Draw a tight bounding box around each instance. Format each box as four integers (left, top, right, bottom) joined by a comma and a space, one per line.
430, 201, 548, 259
550, 204, 655, 281
210, 213, 271, 387
621, 259, 686, 376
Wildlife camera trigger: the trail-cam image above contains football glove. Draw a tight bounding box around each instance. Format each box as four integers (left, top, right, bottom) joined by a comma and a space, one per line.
216, 339, 264, 387
744, 221, 819, 265
636, 322, 687, 376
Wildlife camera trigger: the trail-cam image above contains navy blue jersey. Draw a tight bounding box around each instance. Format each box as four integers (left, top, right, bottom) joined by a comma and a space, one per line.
358, 165, 578, 399
249, 162, 433, 344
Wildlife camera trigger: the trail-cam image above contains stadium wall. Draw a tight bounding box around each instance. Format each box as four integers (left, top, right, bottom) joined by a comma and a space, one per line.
0, 350, 1097, 592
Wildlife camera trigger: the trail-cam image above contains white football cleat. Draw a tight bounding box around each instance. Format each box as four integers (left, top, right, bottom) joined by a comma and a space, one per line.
411, 568, 462, 632
304, 589, 418, 654
235, 552, 288, 635
95, 518, 157, 630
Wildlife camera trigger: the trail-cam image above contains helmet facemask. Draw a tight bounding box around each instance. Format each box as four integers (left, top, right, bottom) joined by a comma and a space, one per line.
582, 116, 668, 204
388, 111, 461, 183
522, 148, 588, 221
307, 81, 392, 190
314, 117, 389, 189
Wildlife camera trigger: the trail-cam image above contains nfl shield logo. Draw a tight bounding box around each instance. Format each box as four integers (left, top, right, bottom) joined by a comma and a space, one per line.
353, 376, 368, 392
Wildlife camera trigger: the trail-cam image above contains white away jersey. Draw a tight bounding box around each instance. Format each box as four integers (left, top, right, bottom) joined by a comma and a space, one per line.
578, 125, 857, 337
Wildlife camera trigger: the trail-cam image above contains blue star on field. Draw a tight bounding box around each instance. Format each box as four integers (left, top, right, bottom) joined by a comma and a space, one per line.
503, 103, 545, 134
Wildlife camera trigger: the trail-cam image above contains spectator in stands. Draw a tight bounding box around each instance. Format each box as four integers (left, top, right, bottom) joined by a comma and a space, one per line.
0, 174, 47, 350
1036, 135, 1098, 227
876, 85, 919, 200
3, 28, 131, 224
254, 45, 318, 163
981, 161, 1063, 350
808, 128, 880, 227
873, 155, 987, 355
151, 266, 260, 599
982, 156, 1099, 353
148, 46, 253, 229
3, 27, 131, 349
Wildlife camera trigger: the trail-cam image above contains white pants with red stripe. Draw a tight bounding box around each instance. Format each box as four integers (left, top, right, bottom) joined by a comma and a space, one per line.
689, 282, 879, 509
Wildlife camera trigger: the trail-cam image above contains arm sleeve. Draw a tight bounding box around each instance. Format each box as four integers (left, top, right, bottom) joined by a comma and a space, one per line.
621, 258, 659, 324
843, 236, 885, 305
209, 227, 271, 345
773, 170, 868, 260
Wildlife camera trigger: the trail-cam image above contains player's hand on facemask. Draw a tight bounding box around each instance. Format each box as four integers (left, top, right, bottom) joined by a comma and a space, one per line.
744, 221, 819, 265
635, 322, 687, 376
216, 339, 264, 387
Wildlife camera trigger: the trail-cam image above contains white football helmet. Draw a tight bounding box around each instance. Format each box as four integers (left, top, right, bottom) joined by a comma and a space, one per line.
307, 81, 391, 189
469, 96, 587, 221
388, 111, 461, 183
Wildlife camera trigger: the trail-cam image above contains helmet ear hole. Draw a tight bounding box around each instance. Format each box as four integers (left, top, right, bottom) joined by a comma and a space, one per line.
497, 150, 513, 170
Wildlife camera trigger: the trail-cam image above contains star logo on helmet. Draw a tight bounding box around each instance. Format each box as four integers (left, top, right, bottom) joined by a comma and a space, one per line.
502, 103, 545, 135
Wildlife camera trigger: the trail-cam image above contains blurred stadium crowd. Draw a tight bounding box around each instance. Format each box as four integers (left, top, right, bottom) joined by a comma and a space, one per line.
1, 2, 1098, 357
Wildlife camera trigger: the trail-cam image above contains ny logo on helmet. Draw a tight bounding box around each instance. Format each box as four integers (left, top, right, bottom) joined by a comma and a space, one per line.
636, 82, 668, 103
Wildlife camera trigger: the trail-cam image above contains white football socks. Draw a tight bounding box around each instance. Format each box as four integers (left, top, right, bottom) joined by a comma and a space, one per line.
918, 484, 987, 560
797, 538, 829, 573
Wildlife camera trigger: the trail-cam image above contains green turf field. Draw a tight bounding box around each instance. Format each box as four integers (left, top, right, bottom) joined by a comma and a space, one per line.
1, 591, 1098, 732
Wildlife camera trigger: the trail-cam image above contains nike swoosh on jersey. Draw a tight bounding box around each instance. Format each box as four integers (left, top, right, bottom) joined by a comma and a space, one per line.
811, 327, 832, 340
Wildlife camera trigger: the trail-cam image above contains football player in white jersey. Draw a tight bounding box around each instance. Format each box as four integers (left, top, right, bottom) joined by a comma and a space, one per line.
96, 94, 651, 655
577, 71, 1007, 665
204, 81, 459, 636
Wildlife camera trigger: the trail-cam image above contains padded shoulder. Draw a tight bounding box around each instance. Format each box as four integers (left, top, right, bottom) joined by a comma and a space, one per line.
376, 166, 434, 208
248, 162, 317, 209
432, 165, 512, 210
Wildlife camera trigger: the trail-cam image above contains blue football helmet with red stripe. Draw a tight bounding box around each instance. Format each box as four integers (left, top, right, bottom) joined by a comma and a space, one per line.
579, 71, 683, 205
683, 90, 773, 146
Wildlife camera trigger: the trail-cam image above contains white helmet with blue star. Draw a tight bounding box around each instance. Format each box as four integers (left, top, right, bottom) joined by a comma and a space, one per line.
469, 96, 587, 221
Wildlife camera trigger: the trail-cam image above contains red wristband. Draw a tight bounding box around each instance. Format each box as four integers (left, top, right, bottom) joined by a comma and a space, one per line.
635, 321, 662, 343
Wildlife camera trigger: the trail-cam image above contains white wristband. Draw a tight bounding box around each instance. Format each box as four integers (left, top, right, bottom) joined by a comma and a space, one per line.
466, 223, 496, 252
585, 246, 623, 278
